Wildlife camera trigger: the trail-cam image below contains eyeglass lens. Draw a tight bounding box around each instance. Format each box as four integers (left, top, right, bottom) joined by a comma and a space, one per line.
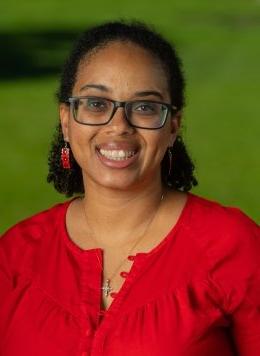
72, 97, 169, 129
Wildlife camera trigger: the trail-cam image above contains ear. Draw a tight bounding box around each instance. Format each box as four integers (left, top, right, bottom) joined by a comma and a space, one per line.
169, 110, 182, 146
59, 104, 70, 142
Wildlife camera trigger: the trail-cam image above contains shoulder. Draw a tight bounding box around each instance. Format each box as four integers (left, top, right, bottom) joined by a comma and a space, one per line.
185, 193, 259, 274
187, 194, 260, 291
187, 193, 259, 238
0, 200, 72, 259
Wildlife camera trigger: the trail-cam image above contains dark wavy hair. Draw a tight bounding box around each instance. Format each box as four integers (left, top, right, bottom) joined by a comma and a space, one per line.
47, 20, 198, 196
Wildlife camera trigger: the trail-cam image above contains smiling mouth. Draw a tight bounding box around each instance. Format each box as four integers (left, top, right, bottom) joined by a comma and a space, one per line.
98, 148, 137, 161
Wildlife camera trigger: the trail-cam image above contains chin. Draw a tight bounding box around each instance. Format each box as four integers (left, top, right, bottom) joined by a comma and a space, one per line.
87, 169, 146, 191
83, 164, 158, 191
96, 177, 140, 191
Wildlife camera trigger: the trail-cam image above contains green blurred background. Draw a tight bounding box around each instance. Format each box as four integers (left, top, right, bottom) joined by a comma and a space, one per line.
1, 0, 260, 233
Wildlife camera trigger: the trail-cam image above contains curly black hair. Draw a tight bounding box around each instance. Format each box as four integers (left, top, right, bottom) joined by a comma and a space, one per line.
47, 20, 198, 195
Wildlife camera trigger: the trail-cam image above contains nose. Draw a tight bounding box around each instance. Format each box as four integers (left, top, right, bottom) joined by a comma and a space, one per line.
106, 106, 134, 134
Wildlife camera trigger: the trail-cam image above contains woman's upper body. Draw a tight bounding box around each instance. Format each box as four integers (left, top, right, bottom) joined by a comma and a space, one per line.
1, 193, 260, 356
54, 22, 194, 313
1, 20, 259, 355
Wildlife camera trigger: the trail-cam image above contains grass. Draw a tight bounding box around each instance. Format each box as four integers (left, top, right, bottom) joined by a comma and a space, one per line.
1, 0, 260, 232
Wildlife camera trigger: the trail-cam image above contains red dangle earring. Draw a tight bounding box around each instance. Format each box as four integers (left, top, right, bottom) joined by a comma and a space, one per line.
61, 141, 71, 169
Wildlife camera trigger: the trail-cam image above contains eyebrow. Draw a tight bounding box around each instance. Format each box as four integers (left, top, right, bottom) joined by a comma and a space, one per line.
134, 90, 164, 100
79, 84, 164, 100
79, 84, 109, 92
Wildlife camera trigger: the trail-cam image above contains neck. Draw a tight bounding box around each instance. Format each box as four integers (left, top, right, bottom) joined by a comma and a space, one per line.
81, 176, 164, 247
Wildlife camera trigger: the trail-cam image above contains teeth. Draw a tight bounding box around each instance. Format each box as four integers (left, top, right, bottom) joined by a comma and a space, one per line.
99, 149, 135, 160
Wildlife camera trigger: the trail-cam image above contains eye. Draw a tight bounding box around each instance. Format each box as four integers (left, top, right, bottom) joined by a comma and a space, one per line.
132, 102, 157, 115
84, 97, 109, 112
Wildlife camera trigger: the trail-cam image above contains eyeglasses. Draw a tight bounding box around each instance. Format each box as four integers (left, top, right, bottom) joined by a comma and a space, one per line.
67, 96, 177, 130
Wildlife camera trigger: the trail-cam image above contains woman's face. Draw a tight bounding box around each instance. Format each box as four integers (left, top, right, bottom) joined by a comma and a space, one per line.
60, 41, 181, 191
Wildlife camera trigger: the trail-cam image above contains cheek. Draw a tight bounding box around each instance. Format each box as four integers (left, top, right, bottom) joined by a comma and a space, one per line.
143, 131, 170, 163
68, 122, 96, 162
68, 119, 93, 144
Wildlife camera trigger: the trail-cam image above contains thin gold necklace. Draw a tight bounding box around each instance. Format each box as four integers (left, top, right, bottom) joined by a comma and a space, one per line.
82, 192, 164, 298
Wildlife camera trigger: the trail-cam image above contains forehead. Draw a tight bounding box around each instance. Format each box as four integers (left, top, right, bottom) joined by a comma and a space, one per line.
74, 41, 169, 97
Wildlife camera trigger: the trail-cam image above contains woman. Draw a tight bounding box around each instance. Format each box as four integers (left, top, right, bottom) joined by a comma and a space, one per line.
0, 21, 259, 356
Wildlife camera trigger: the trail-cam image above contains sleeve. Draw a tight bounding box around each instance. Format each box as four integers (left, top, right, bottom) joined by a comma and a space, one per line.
230, 222, 260, 355
208, 210, 260, 355
0, 235, 13, 306
0, 220, 40, 306
0, 205, 59, 307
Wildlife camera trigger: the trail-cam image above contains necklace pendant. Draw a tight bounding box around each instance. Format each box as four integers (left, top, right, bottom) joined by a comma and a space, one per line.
102, 279, 112, 297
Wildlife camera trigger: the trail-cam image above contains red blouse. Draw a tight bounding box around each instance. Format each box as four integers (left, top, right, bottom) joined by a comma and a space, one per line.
0, 193, 260, 356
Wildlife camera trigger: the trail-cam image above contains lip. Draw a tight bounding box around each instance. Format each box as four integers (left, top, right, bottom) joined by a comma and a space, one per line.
95, 141, 140, 169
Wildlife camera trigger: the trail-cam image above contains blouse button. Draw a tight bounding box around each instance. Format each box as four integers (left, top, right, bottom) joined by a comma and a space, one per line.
127, 255, 135, 261
110, 292, 118, 298
120, 271, 129, 278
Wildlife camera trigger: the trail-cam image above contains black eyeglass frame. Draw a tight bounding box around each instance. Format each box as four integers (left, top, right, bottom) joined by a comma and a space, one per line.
67, 96, 178, 130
